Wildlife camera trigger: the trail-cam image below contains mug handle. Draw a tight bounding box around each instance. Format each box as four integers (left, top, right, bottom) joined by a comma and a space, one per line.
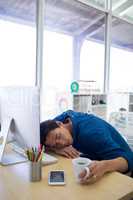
83, 167, 90, 179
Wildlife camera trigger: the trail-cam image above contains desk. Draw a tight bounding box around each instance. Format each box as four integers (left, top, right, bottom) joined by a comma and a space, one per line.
0, 156, 133, 200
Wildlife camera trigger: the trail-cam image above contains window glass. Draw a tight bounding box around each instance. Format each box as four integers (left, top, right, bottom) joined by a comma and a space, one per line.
41, 31, 73, 120
112, 0, 133, 22
110, 47, 133, 92
110, 17, 133, 92
80, 40, 104, 92
0, 20, 36, 86
78, 0, 105, 9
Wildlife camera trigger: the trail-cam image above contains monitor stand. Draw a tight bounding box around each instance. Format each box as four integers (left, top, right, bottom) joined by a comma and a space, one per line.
0, 117, 28, 165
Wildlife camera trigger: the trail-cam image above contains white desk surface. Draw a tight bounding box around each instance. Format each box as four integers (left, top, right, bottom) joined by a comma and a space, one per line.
0, 156, 133, 200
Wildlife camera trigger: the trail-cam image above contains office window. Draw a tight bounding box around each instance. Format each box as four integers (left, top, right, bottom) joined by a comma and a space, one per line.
110, 17, 133, 92
0, 0, 36, 86
41, 31, 73, 120
110, 47, 133, 92
0, 20, 36, 86
80, 40, 104, 92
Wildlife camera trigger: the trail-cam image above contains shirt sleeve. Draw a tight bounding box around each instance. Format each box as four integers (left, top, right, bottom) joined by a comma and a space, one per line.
87, 129, 133, 172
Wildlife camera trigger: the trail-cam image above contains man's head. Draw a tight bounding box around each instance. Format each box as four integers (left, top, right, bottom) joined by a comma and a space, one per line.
40, 119, 73, 148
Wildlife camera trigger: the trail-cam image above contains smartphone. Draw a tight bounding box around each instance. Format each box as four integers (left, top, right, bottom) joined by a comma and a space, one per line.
48, 170, 66, 185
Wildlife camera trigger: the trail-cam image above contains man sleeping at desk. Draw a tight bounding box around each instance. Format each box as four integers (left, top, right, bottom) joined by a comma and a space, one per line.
40, 110, 133, 183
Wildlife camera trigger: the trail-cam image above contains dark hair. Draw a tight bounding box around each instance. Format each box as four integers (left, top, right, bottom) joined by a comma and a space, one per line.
40, 120, 59, 145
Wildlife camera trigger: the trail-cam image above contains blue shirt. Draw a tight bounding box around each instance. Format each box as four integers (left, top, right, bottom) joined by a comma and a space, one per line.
54, 110, 133, 172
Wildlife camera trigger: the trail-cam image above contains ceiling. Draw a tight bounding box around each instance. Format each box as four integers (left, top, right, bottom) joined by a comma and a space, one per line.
0, 0, 104, 36
0, 0, 133, 50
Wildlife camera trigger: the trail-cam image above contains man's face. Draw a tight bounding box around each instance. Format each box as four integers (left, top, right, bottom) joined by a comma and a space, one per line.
45, 126, 73, 148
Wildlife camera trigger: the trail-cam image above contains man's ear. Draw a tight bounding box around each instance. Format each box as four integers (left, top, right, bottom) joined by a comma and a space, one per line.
64, 118, 71, 124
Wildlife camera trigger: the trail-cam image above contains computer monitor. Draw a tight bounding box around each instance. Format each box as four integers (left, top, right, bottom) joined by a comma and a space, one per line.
0, 86, 40, 165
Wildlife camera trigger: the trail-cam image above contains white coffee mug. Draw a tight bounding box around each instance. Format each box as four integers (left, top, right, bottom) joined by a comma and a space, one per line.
72, 157, 92, 183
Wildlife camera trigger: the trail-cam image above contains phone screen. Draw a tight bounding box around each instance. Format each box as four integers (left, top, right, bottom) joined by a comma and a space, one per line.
49, 170, 65, 184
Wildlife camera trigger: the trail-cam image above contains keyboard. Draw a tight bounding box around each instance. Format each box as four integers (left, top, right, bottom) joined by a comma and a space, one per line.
42, 153, 58, 165
11, 142, 58, 165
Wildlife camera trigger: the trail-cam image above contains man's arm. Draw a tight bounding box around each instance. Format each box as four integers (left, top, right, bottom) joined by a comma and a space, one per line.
78, 127, 133, 183
104, 156, 128, 173
83, 129, 133, 173
79, 156, 128, 183
46, 145, 80, 158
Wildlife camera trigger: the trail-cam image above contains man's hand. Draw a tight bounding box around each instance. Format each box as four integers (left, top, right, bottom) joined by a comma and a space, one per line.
79, 160, 107, 183
55, 145, 80, 158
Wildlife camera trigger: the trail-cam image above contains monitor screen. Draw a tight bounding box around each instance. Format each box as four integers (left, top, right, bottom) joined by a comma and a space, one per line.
0, 87, 40, 164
